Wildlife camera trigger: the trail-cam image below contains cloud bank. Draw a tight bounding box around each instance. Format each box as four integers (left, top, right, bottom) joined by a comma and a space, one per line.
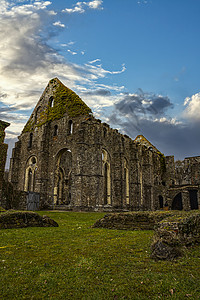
106, 90, 200, 159
0, 0, 124, 138
1, 0, 200, 167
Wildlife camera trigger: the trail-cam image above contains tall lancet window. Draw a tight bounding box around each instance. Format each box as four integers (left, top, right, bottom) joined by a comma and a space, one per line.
102, 149, 111, 205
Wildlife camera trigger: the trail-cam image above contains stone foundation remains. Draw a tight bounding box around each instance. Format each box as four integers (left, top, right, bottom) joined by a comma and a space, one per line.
0, 211, 58, 229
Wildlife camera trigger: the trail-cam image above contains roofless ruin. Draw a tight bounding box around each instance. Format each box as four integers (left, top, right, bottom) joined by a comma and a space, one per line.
3, 78, 199, 211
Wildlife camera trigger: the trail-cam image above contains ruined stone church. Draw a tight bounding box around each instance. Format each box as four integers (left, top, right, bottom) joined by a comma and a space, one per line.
8, 78, 200, 211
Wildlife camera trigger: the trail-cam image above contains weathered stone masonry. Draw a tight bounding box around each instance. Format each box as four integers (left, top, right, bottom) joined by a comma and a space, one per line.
8, 78, 200, 211
0, 120, 10, 204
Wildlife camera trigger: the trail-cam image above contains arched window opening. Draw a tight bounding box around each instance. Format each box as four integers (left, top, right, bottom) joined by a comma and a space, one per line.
53, 125, 58, 136
28, 169, 32, 191
53, 149, 72, 206
124, 158, 129, 205
28, 133, 33, 148
104, 163, 108, 205
102, 149, 111, 205
172, 192, 183, 210
24, 156, 38, 192
102, 152, 104, 160
57, 168, 64, 205
159, 195, 164, 209
49, 96, 54, 108
68, 120, 73, 135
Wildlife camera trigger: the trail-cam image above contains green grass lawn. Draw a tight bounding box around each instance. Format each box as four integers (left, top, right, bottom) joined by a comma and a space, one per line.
0, 211, 199, 300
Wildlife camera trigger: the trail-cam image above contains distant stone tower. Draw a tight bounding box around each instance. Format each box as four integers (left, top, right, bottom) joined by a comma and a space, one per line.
9, 78, 172, 211
0, 120, 10, 203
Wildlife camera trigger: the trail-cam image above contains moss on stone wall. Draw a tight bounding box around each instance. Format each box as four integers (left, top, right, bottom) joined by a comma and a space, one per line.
0, 145, 8, 177
23, 79, 92, 133
0, 211, 59, 229
157, 151, 166, 173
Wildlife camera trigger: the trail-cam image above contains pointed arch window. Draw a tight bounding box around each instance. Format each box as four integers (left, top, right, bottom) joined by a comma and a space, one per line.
53, 149, 72, 206
24, 156, 38, 192
49, 96, 54, 108
68, 120, 73, 135
102, 149, 111, 205
124, 158, 130, 205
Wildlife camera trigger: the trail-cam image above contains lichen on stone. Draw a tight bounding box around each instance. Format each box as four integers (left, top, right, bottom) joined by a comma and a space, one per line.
23, 78, 92, 132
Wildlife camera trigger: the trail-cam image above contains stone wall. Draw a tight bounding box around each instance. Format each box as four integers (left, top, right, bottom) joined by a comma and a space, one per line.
175, 156, 200, 185
92, 211, 173, 230
8, 78, 200, 212
0, 211, 58, 229
151, 212, 200, 260
0, 120, 10, 206
9, 78, 169, 211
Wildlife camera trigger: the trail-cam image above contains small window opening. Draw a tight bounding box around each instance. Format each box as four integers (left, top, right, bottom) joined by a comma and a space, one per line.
28, 133, 33, 148
54, 125, 58, 136
103, 128, 107, 138
159, 195, 164, 209
28, 169, 32, 191
68, 120, 73, 134
49, 96, 54, 108
102, 152, 104, 161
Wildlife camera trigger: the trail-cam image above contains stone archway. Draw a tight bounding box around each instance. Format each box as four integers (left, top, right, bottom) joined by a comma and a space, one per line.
54, 149, 72, 205
172, 192, 183, 210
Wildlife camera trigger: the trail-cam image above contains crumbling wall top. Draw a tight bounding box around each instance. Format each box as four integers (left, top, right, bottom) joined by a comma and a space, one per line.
23, 78, 92, 133
0, 120, 10, 144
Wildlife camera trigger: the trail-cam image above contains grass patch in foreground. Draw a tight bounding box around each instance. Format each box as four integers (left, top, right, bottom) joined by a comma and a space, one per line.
0, 211, 199, 299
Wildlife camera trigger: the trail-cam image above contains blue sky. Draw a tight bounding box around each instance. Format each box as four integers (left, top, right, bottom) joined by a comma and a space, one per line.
1, 0, 200, 164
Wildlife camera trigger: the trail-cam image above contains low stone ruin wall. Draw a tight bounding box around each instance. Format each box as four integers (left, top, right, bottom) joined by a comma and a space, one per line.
93, 211, 175, 230
0, 211, 58, 229
0, 180, 27, 210
93, 211, 200, 260
151, 213, 200, 260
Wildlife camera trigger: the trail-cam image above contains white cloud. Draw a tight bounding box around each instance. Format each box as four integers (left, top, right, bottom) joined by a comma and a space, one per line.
62, 2, 85, 14
153, 117, 182, 125
0, 1, 123, 138
53, 21, 65, 28
88, 58, 101, 64
87, 0, 103, 9
183, 92, 200, 122
62, 0, 103, 14
84, 63, 126, 78
67, 49, 77, 55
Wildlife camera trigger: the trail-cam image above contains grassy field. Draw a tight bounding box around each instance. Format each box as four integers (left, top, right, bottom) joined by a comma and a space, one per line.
0, 211, 199, 300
